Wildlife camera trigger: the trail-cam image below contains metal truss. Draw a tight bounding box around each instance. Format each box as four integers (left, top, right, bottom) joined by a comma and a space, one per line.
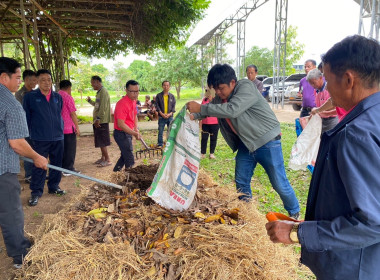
212, 0, 270, 75
358, 0, 380, 40
272, 0, 288, 109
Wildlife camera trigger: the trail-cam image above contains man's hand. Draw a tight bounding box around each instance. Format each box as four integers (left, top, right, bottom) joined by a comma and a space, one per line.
187, 101, 201, 113
265, 220, 295, 244
94, 119, 101, 128
297, 92, 302, 98
76, 128, 81, 136
33, 154, 48, 170
86, 96, 91, 102
189, 114, 195, 121
310, 107, 319, 115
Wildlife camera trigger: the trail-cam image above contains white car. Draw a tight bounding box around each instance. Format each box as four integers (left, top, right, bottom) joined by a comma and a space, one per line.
268, 74, 305, 103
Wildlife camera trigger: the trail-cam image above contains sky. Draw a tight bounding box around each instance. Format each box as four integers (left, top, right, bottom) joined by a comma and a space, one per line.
93, 0, 366, 70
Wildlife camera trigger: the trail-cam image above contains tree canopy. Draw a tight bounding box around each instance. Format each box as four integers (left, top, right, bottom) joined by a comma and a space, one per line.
68, 0, 210, 59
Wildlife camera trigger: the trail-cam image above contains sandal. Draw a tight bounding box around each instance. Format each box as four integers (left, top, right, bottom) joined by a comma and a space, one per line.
94, 159, 103, 165
97, 161, 112, 167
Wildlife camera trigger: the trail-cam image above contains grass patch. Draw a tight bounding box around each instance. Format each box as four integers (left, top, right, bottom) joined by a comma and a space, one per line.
77, 115, 93, 124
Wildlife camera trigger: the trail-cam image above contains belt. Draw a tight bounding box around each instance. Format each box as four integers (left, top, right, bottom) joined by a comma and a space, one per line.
271, 134, 281, 141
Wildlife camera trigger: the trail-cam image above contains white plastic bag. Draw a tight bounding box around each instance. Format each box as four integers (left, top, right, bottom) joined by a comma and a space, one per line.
289, 114, 322, 170
147, 106, 201, 211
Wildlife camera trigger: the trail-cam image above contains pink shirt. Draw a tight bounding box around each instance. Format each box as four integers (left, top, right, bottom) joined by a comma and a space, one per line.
45, 90, 52, 102
58, 90, 77, 134
314, 84, 337, 119
201, 98, 218, 125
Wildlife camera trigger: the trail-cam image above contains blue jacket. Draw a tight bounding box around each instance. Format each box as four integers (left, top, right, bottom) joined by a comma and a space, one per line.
23, 88, 64, 141
299, 91, 380, 280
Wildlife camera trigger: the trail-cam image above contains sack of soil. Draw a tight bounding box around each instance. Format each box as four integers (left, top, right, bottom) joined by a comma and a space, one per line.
147, 106, 200, 211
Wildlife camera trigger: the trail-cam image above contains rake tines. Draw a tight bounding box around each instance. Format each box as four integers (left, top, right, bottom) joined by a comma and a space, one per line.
135, 147, 163, 159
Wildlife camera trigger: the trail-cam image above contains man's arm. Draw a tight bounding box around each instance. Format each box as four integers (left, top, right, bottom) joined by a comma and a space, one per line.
311, 98, 334, 115
70, 111, 80, 136
117, 118, 140, 139
86, 96, 95, 106
8, 139, 48, 169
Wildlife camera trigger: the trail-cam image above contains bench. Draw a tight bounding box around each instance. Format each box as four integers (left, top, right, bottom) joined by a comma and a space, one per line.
137, 113, 148, 121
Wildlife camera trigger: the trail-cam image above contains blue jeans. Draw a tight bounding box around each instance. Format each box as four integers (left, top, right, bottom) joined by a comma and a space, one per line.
157, 116, 173, 146
235, 139, 300, 215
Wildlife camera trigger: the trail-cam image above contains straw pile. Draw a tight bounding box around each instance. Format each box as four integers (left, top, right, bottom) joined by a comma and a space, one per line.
15, 165, 304, 280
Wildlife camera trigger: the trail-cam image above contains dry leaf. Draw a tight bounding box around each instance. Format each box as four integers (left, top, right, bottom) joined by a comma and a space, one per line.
194, 212, 206, 219
205, 214, 222, 223
146, 266, 156, 277
174, 247, 186, 255
174, 226, 182, 239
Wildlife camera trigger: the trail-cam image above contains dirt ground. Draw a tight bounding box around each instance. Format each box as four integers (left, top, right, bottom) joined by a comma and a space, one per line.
0, 106, 299, 279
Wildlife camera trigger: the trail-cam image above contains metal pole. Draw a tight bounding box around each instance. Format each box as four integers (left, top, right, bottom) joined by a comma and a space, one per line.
369, 0, 376, 38
21, 157, 124, 190
358, 0, 364, 35
20, 0, 30, 69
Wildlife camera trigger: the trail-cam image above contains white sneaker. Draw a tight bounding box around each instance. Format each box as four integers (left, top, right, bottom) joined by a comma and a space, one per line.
13, 263, 22, 269
201, 154, 206, 159
209, 154, 216, 159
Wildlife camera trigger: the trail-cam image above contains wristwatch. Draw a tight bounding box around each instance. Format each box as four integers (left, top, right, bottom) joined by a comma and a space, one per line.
289, 223, 300, 243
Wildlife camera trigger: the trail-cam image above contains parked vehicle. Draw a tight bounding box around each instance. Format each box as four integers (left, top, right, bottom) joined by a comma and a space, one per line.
256, 75, 268, 82
261, 77, 273, 101
287, 83, 302, 111
268, 73, 306, 102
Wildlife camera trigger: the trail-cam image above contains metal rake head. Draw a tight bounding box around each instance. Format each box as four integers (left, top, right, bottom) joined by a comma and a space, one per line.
135, 147, 163, 159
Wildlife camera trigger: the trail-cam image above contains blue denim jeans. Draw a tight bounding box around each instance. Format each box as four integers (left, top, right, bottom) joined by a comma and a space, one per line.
157, 116, 173, 146
235, 139, 300, 215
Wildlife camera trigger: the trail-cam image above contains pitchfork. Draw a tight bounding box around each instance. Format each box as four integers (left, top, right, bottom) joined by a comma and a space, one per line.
135, 137, 163, 159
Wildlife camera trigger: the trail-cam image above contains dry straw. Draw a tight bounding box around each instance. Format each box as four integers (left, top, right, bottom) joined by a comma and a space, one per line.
15, 169, 309, 280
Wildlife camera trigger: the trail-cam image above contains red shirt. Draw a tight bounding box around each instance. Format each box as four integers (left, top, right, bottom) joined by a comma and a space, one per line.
113, 95, 137, 131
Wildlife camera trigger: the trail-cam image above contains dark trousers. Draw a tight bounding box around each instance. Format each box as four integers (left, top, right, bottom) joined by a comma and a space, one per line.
23, 137, 33, 178
201, 124, 219, 154
30, 140, 63, 197
300, 107, 312, 118
113, 129, 134, 171
63, 133, 77, 171
0, 173, 31, 264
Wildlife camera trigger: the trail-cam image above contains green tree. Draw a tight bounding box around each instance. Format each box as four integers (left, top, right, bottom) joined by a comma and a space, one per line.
69, 0, 210, 58
244, 25, 305, 76
111, 62, 132, 92
244, 46, 273, 76
283, 25, 305, 75
150, 46, 203, 99
127, 60, 156, 92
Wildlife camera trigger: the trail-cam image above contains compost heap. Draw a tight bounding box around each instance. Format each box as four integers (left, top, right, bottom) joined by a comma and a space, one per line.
16, 164, 303, 280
